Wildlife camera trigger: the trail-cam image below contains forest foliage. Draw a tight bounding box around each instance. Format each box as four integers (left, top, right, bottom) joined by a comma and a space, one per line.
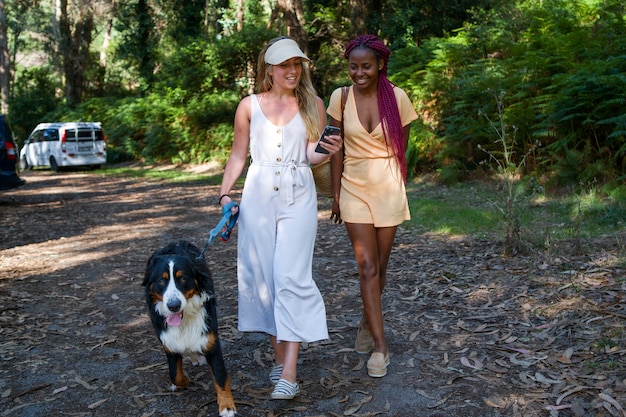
3, 0, 626, 189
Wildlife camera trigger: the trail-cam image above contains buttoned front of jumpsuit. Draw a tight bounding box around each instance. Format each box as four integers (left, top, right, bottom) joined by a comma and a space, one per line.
236, 94, 329, 343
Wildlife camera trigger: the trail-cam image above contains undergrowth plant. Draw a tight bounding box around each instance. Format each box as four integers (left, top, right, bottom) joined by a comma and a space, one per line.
479, 90, 539, 256
571, 180, 599, 255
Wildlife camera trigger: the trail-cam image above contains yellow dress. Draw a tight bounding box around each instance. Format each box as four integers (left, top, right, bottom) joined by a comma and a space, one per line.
327, 86, 418, 227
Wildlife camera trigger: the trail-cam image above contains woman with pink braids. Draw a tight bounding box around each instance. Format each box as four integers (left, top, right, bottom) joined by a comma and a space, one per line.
327, 34, 418, 378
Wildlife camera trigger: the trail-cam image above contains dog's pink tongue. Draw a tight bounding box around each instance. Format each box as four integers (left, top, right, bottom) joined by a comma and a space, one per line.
166, 312, 183, 327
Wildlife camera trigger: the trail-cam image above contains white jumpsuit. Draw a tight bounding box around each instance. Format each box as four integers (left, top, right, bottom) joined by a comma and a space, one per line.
236, 94, 329, 343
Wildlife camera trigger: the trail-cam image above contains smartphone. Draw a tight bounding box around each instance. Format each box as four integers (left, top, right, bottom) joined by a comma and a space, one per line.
314, 126, 341, 154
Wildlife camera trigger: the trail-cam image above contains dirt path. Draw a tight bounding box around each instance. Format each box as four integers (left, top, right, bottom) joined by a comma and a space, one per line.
1, 170, 624, 417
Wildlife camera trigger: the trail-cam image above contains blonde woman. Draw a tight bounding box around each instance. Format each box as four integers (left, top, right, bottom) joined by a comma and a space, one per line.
218, 36, 342, 399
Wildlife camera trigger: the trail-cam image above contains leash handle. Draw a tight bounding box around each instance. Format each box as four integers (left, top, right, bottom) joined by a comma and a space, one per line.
219, 202, 239, 241
197, 201, 239, 259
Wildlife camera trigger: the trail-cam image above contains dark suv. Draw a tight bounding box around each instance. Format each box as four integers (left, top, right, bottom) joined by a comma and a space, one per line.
0, 115, 26, 190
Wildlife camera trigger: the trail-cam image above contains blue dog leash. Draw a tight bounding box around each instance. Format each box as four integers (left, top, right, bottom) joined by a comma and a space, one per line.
197, 201, 239, 259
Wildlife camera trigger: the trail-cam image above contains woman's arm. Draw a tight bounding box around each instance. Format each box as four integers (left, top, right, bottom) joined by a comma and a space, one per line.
219, 97, 251, 206
307, 97, 341, 165
329, 115, 344, 223
403, 124, 411, 150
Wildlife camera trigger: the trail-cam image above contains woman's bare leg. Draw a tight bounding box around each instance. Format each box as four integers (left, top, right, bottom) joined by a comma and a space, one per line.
345, 223, 397, 354
271, 336, 300, 383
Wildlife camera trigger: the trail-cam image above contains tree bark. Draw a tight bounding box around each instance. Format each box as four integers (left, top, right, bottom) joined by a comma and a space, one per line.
0, 0, 9, 114
349, 0, 371, 37
269, 0, 307, 54
56, 0, 93, 106
236, 0, 244, 31
100, 0, 115, 68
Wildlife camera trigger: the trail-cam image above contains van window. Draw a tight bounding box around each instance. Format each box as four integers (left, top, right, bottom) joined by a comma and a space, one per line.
43, 129, 58, 141
62, 128, 102, 142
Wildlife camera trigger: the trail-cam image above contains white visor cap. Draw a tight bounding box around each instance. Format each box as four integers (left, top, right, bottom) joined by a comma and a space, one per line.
265, 38, 309, 65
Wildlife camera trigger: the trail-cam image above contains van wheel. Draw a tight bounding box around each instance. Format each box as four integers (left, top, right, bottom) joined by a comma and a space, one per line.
20, 157, 30, 171
49, 156, 60, 172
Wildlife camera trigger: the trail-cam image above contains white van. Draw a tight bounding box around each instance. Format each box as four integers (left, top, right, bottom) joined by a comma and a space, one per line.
20, 122, 106, 171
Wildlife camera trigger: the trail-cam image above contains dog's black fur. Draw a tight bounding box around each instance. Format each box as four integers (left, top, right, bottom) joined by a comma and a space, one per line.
142, 240, 236, 417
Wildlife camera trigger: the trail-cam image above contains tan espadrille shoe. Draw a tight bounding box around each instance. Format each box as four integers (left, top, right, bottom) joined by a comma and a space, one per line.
355, 326, 374, 354
367, 352, 390, 377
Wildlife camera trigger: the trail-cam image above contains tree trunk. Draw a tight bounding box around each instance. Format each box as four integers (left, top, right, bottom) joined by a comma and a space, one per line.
0, 0, 9, 114
349, 0, 371, 37
100, 0, 115, 68
236, 0, 244, 31
269, 0, 307, 54
57, 0, 93, 106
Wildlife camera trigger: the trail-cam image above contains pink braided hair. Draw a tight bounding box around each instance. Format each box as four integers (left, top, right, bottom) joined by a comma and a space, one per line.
345, 35, 407, 181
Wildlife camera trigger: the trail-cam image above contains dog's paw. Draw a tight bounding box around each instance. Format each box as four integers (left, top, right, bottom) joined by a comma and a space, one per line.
218, 408, 237, 417
169, 384, 179, 392
189, 353, 208, 366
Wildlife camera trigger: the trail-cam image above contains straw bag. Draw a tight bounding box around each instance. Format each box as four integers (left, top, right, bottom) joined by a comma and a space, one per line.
312, 160, 332, 198
312, 87, 348, 198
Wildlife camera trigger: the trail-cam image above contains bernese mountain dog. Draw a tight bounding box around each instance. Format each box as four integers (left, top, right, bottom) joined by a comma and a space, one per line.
142, 240, 236, 417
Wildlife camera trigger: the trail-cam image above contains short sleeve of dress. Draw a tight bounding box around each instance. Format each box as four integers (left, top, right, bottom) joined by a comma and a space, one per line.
394, 87, 419, 127
326, 88, 344, 122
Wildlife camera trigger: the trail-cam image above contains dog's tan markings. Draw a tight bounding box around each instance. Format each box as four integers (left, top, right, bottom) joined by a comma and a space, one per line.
183, 288, 200, 299
173, 355, 189, 387
161, 271, 169, 279
176, 270, 183, 278
161, 347, 189, 387
149, 287, 163, 303
204, 333, 217, 352
212, 374, 236, 415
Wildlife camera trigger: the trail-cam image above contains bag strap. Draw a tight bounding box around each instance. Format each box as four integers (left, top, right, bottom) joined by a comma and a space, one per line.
340, 86, 348, 135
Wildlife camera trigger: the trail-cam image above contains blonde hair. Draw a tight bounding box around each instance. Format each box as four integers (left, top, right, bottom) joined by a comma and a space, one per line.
256, 36, 320, 142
